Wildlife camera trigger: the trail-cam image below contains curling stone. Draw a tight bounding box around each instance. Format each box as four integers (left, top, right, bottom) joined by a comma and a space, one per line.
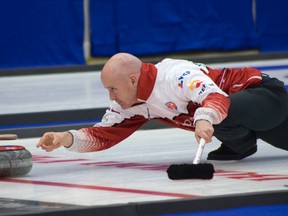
0, 146, 33, 177
0, 134, 18, 140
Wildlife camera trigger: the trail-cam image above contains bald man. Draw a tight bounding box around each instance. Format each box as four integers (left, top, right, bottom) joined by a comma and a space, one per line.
101, 53, 141, 109
37, 53, 288, 161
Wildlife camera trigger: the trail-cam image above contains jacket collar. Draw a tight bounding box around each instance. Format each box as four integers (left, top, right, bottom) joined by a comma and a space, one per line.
137, 63, 157, 101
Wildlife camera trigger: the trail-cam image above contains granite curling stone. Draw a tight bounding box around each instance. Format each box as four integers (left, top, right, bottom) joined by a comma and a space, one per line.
0, 145, 33, 177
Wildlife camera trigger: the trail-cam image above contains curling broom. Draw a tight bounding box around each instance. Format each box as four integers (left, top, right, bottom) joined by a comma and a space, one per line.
167, 138, 215, 180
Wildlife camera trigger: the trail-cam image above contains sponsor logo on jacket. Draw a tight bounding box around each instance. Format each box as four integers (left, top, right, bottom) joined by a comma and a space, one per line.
189, 80, 203, 91
178, 71, 190, 88
165, 102, 178, 111
189, 80, 209, 96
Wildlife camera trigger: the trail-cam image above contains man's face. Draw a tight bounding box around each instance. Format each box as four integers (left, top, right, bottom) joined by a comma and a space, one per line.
102, 75, 138, 109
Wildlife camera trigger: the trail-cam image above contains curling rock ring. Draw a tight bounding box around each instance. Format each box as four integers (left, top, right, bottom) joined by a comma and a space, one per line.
0, 145, 33, 177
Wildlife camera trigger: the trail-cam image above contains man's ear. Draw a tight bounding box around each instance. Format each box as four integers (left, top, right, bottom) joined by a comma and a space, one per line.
129, 74, 137, 86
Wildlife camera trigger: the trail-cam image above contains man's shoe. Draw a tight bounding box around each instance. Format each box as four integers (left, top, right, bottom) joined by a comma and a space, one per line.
207, 145, 257, 161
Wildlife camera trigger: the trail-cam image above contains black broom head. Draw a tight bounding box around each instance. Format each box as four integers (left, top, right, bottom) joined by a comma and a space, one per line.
167, 163, 215, 180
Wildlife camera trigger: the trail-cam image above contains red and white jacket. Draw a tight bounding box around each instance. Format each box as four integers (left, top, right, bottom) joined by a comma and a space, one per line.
68, 58, 262, 152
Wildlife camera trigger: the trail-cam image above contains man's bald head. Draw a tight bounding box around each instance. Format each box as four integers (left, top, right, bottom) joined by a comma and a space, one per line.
101, 53, 142, 80
101, 53, 142, 109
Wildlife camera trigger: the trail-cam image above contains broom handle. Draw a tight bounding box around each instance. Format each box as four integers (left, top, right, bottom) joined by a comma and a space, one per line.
193, 138, 206, 164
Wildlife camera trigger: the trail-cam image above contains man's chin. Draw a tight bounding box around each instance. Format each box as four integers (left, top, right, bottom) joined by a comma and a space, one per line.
120, 103, 134, 109
117, 102, 126, 109
116, 101, 133, 109
120, 105, 129, 109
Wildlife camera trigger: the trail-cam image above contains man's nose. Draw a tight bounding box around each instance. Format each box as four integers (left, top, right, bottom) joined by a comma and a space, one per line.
109, 91, 116, 101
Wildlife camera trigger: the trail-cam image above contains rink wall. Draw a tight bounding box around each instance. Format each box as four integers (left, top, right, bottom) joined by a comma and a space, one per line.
0, 0, 288, 70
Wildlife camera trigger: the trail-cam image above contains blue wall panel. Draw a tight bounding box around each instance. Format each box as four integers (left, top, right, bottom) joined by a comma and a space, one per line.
90, 0, 258, 56
0, 0, 85, 70
90, 0, 118, 56
0, 0, 287, 70
256, 0, 288, 52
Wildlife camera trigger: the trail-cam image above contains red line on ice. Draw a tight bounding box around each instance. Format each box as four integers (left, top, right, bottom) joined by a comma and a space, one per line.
1, 178, 197, 199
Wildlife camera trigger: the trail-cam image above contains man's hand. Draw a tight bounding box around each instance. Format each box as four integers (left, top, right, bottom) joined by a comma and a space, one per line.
194, 120, 214, 144
36, 132, 73, 152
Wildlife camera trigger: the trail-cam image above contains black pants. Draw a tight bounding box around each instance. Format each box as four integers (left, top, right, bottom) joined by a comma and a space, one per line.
213, 74, 288, 153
